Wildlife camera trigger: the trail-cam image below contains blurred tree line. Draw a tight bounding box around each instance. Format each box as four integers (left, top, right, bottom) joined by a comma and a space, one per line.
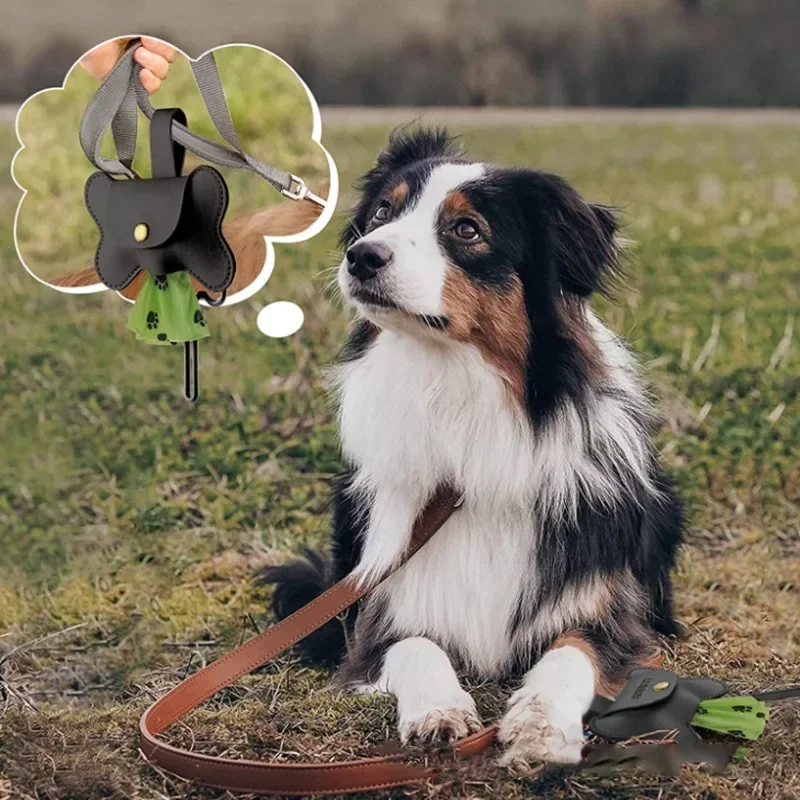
3, 0, 800, 106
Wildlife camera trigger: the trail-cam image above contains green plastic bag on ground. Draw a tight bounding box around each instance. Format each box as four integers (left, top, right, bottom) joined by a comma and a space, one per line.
127, 273, 211, 346
692, 695, 769, 740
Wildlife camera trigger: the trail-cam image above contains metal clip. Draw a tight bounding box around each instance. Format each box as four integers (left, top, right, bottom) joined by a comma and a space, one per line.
281, 174, 327, 208
453, 493, 466, 508
196, 289, 227, 308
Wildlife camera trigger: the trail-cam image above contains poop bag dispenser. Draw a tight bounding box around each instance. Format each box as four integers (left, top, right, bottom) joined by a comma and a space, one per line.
80, 39, 325, 402
85, 108, 230, 400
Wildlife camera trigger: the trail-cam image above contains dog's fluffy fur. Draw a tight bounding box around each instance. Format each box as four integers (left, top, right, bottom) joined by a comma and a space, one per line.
265, 129, 682, 763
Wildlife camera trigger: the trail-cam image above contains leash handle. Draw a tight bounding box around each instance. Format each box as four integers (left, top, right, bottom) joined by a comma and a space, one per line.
79, 41, 324, 206
139, 487, 499, 795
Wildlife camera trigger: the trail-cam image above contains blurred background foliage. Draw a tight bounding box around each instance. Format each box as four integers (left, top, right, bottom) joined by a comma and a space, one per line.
2, 0, 800, 107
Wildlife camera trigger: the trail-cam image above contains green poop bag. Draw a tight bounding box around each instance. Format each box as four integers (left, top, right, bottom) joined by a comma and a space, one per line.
692, 695, 770, 740
125, 272, 210, 403
127, 273, 211, 346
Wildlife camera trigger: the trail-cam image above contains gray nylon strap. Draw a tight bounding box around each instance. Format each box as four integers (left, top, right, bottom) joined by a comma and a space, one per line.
79, 44, 298, 195
78, 44, 141, 178
189, 54, 243, 152
111, 82, 138, 171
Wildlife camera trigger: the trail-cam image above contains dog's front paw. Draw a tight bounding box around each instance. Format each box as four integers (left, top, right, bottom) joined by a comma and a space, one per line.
497, 687, 584, 766
398, 692, 481, 744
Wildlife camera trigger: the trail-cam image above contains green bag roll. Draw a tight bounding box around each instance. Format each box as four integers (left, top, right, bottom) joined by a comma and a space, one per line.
692, 695, 769, 740
127, 273, 211, 346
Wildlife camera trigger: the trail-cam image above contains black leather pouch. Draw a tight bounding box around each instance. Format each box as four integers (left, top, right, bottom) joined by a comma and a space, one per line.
85, 108, 235, 294
588, 668, 727, 753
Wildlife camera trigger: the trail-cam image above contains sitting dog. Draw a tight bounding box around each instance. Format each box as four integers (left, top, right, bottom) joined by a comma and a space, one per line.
265, 128, 682, 765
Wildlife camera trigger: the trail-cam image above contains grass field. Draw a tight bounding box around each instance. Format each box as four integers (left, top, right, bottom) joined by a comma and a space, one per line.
0, 113, 798, 800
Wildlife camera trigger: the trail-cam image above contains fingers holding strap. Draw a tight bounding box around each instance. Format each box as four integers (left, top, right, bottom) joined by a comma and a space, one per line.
80, 41, 254, 182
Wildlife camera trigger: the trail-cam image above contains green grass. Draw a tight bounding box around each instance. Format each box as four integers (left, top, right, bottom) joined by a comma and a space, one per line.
0, 116, 798, 800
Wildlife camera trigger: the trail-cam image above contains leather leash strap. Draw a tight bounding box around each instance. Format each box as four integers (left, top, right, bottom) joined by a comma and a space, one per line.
139, 487, 498, 795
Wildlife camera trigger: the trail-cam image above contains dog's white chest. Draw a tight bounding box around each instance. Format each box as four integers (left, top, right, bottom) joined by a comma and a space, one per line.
378, 504, 533, 676
336, 332, 538, 675
337, 331, 537, 508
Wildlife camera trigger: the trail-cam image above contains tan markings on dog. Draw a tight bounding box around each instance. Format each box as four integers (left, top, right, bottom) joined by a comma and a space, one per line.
441, 190, 482, 221
538, 577, 613, 638
440, 191, 490, 253
550, 632, 623, 697
551, 570, 663, 698
553, 631, 662, 698
390, 182, 409, 207
441, 268, 528, 403
556, 296, 608, 382
50, 188, 327, 301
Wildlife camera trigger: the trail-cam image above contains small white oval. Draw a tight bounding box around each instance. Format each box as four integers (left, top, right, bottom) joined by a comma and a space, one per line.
256, 301, 304, 338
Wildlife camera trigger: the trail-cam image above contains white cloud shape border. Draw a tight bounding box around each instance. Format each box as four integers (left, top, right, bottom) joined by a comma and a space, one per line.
10, 35, 339, 309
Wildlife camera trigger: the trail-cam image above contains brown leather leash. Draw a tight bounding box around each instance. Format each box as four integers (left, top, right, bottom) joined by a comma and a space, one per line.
139, 487, 499, 795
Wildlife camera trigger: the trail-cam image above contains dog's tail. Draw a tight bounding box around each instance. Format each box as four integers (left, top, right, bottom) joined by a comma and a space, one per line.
260, 548, 347, 667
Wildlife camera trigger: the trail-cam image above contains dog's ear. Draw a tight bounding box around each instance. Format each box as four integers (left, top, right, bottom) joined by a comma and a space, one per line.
341, 127, 462, 247
546, 175, 621, 297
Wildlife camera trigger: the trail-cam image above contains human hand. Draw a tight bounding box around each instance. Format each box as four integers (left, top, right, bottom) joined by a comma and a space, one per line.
79, 36, 178, 95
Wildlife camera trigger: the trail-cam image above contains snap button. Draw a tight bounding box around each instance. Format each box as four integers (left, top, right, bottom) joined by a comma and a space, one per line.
653, 681, 670, 691
134, 223, 149, 242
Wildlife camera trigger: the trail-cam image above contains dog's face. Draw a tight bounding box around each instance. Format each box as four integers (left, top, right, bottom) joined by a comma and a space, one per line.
339, 129, 620, 406
339, 157, 487, 326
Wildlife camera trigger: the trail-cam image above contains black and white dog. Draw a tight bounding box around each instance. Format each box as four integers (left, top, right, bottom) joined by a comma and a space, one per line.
266, 129, 683, 765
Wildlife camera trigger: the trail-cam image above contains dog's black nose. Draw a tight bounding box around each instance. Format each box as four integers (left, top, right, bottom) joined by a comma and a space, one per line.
346, 241, 392, 282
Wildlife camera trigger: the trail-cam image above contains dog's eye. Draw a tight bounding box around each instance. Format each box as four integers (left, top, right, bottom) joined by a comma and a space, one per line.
373, 202, 391, 222
453, 220, 480, 241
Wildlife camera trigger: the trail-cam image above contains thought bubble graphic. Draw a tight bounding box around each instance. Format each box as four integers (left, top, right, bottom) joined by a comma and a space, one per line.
257, 302, 305, 338
12, 36, 338, 339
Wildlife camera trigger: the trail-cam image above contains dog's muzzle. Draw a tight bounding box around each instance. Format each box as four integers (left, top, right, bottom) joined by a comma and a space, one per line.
345, 240, 393, 283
